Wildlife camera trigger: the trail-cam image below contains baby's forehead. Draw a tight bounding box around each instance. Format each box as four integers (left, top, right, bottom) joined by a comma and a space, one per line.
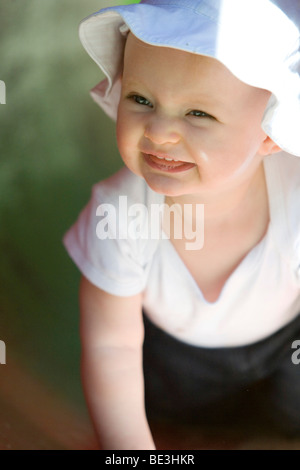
123, 33, 225, 71
123, 33, 261, 92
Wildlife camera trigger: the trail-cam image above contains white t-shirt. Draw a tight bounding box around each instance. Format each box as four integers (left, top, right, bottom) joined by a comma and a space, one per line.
63, 151, 300, 347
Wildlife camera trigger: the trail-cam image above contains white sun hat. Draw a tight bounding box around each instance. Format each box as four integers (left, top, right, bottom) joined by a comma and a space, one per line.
79, 0, 300, 156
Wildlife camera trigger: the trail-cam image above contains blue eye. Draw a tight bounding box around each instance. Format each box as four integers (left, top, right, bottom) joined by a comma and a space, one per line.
131, 95, 153, 107
188, 110, 214, 119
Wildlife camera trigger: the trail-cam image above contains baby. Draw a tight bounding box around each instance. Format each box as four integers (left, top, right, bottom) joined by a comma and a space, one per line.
64, 0, 300, 449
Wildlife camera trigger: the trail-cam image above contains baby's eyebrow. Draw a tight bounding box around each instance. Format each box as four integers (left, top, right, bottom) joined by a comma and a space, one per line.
121, 77, 147, 90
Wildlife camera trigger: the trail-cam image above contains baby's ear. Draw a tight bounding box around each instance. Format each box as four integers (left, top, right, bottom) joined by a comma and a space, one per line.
259, 136, 282, 156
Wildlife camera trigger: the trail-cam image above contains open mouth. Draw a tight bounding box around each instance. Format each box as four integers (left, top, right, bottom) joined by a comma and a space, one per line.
143, 153, 196, 173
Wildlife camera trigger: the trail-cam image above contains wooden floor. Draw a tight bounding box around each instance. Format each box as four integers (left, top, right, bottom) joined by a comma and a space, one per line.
1, 359, 300, 450
0, 360, 98, 450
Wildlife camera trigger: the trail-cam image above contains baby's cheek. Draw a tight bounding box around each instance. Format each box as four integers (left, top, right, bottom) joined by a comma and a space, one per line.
117, 111, 138, 146
116, 122, 132, 157
195, 151, 209, 163
195, 150, 240, 180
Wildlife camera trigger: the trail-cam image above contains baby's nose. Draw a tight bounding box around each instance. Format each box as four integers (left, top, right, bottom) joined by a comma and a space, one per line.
144, 116, 181, 145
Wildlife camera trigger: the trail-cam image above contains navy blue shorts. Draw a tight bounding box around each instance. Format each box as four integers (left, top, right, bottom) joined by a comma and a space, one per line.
143, 313, 300, 436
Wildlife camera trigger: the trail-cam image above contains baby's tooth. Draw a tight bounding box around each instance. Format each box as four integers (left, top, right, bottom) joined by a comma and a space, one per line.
153, 154, 175, 161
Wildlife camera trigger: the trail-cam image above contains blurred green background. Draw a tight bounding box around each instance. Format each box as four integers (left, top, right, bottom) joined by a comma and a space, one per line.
0, 0, 137, 408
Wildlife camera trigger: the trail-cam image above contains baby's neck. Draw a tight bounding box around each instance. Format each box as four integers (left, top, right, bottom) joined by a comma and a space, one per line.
165, 163, 268, 229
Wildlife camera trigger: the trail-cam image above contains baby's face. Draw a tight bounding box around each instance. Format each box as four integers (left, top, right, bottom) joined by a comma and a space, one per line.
117, 33, 272, 197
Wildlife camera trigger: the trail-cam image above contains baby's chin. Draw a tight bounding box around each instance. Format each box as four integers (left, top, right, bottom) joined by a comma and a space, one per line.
141, 172, 195, 197
121, 160, 202, 197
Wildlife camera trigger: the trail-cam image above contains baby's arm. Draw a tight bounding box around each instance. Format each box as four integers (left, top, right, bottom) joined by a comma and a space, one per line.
79, 275, 155, 450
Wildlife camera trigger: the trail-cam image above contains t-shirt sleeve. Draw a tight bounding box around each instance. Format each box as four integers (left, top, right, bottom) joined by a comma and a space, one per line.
63, 183, 155, 297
